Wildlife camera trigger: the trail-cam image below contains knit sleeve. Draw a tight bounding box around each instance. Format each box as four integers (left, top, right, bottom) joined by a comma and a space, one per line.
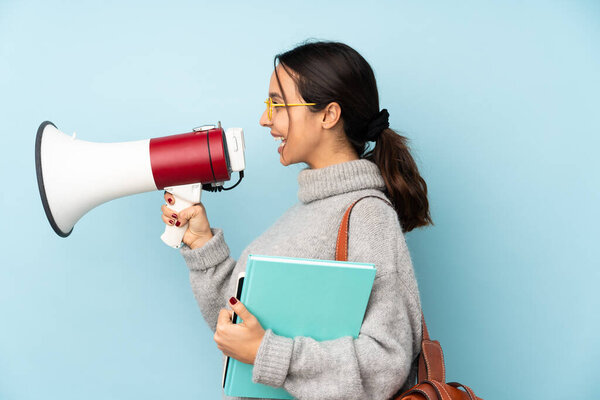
252, 197, 423, 400
179, 227, 237, 332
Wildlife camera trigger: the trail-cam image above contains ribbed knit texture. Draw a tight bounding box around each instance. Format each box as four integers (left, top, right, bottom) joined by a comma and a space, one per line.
297, 159, 388, 203
252, 329, 294, 388
180, 159, 422, 400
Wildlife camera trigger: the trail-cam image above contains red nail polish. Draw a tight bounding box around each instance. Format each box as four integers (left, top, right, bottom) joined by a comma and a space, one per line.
168, 198, 173, 204
169, 220, 174, 225
229, 297, 238, 305
171, 214, 177, 218
175, 221, 181, 227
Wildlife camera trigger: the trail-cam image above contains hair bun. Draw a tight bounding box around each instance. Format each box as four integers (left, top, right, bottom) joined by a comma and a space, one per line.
365, 109, 389, 141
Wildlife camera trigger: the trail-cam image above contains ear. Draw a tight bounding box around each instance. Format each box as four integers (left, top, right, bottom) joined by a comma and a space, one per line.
321, 102, 342, 130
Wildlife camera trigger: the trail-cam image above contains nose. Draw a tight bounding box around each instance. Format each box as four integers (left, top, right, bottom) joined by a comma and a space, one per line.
259, 108, 272, 127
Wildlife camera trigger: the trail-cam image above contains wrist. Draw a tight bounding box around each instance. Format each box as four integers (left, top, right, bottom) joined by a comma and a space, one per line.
251, 329, 266, 365
189, 233, 214, 250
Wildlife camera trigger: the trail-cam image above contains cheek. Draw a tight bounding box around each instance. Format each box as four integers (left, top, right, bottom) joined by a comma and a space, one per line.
275, 114, 289, 133
286, 110, 312, 138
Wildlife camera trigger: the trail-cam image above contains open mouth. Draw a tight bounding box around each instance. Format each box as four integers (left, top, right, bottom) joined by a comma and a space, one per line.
274, 136, 287, 153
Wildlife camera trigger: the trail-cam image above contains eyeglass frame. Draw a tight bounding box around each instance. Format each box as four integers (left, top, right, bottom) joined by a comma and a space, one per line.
264, 97, 317, 121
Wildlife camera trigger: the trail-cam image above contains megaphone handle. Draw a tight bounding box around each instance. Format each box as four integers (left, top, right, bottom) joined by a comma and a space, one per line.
160, 194, 195, 249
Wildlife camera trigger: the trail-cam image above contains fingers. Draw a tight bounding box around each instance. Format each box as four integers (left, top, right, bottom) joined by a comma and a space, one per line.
176, 203, 207, 230
161, 204, 181, 227
173, 206, 193, 228
161, 191, 179, 226
214, 308, 232, 352
228, 297, 255, 324
217, 308, 233, 328
161, 214, 175, 226
160, 193, 211, 246
214, 301, 264, 364
164, 190, 174, 205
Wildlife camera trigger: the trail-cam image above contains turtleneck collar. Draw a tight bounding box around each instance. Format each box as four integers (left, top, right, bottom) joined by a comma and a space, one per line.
297, 159, 386, 203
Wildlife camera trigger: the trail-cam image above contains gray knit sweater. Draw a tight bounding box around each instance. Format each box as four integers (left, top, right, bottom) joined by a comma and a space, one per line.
179, 159, 423, 400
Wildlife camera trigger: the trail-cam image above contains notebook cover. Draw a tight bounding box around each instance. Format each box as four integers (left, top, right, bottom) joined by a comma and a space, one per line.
224, 254, 376, 399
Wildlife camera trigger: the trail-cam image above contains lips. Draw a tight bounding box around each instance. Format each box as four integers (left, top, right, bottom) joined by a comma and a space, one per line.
270, 132, 287, 155
271, 132, 287, 154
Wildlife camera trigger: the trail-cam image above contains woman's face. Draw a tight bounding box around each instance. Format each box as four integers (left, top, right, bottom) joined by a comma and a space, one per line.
259, 65, 324, 168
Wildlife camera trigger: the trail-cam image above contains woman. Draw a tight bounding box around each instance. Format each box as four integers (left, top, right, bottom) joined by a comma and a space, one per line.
161, 40, 432, 400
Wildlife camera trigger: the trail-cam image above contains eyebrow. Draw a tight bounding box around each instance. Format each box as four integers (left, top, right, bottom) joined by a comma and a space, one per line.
269, 92, 283, 100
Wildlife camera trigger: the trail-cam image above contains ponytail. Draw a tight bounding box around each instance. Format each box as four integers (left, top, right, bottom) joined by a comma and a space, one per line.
364, 129, 433, 233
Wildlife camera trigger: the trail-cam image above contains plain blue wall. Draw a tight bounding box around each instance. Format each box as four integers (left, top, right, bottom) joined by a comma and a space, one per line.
1, 1, 598, 399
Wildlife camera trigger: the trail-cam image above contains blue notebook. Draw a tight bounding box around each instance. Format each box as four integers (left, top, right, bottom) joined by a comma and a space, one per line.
223, 254, 376, 399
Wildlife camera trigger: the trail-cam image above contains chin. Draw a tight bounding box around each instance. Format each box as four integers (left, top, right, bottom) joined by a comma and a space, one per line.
279, 149, 292, 166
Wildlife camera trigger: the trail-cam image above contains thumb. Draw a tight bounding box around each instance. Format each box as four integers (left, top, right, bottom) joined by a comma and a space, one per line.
229, 297, 254, 322
176, 205, 196, 224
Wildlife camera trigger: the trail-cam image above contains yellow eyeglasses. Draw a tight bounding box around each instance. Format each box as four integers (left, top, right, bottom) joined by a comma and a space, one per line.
264, 97, 317, 121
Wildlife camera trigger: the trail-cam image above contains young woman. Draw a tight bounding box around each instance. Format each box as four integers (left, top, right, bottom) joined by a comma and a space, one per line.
161, 40, 432, 400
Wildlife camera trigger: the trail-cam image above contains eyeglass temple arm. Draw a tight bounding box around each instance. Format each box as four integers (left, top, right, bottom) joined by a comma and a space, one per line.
272, 103, 316, 106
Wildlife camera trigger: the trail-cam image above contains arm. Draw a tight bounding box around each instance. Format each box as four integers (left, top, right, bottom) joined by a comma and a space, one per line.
252, 198, 422, 400
180, 227, 237, 332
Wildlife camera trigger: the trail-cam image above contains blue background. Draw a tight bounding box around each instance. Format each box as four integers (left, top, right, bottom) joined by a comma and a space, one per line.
1, 1, 599, 399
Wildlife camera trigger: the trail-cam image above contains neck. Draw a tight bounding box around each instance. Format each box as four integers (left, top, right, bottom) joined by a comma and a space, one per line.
308, 152, 359, 169
297, 158, 386, 203
307, 129, 359, 169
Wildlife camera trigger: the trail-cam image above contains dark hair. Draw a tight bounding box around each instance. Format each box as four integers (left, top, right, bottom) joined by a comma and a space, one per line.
274, 40, 433, 233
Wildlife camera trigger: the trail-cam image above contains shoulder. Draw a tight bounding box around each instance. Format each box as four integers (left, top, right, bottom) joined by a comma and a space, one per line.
344, 192, 421, 306
345, 193, 420, 300
345, 193, 405, 267
347, 193, 400, 235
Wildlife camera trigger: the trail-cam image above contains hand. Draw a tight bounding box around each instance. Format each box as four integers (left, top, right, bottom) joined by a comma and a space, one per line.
161, 191, 213, 249
214, 297, 266, 365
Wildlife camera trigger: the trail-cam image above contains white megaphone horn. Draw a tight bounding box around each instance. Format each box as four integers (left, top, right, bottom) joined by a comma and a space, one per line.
35, 121, 245, 248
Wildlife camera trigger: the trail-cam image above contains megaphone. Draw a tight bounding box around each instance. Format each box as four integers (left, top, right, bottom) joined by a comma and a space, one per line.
35, 121, 245, 248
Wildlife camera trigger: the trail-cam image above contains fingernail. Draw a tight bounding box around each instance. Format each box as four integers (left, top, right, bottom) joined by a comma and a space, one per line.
175, 221, 181, 227
171, 214, 177, 218
168, 199, 173, 204
169, 220, 174, 225
229, 297, 238, 305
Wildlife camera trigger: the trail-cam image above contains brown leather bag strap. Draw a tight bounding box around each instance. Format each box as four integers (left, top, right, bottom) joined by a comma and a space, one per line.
336, 196, 448, 386
422, 314, 430, 340
418, 336, 446, 383
335, 195, 393, 262
447, 382, 478, 400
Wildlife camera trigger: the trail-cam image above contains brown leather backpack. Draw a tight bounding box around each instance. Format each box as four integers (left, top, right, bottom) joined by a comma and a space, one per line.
336, 196, 483, 400
393, 314, 482, 400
